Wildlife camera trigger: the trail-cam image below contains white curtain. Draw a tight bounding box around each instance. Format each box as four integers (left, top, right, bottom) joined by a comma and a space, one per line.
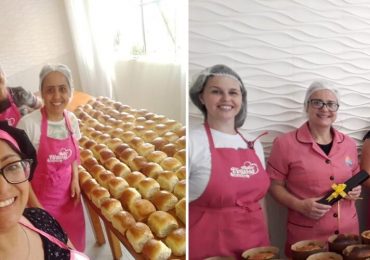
64, 0, 116, 97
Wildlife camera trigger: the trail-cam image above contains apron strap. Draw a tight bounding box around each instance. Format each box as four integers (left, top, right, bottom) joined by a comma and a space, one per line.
204, 122, 216, 150
238, 131, 268, 149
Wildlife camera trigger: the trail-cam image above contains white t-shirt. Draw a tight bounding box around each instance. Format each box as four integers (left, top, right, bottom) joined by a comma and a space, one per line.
17, 109, 81, 150
189, 124, 266, 202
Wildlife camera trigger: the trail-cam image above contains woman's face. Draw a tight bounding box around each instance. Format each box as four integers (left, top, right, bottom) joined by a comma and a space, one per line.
0, 140, 28, 231
307, 89, 338, 129
200, 75, 242, 125
41, 71, 71, 120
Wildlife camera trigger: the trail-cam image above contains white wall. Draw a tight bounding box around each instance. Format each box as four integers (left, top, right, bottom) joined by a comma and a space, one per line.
0, 0, 80, 92
189, 0, 370, 255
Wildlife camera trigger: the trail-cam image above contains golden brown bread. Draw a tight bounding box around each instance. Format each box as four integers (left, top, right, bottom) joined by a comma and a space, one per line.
108, 177, 129, 199
119, 187, 142, 210
109, 128, 124, 139
91, 186, 111, 207
175, 198, 186, 224
154, 124, 169, 136
80, 149, 94, 163
126, 222, 154, 253
150, 137, 169, 151
150, 190, 178, 212
162, 131, 179, 143
135, 116, 146, 126
96, 133, 111, 144
147, 211, 179, 238
92, 143, 108, 158
136, 143, 155, 157
125, 171, 146, 188
163, 119, 182, 132
105, 137, 123, 151
173, 179, 186, 200
95, 170, 115, 189
174, 126, 186, 137
144, 120, 156, 130
111, 162, 131, 178
146, 151, 168, 164
120, 131, 136, 143
142, 239, 172, 260
129, 199, 156, 222
173, 149, 185, 166
100, 198, 123, 221
78, 135, 90, 147
81, 178, 100, 199
164, 228, 185, 256
142, 130, 159, 142
103, 157, 121, 170
118, 148, 139, 164
129, 136, 145, 150
82, 157, 99, 172
120, 122, 134, 132
113, 143, 131, 157
88, 164, 106, 179
112, 210, 136, 235
160, 157, 182, 172
98, 149, 116, 165
136, 177, 160, 199
160, 144, 177, 157
175, 166, 186, 180
78, 170, 92, 185
152, 115, 168, 124
174, 136, 186, 150
83, 139, 98, 150
133, 125, 147, 137
128, 156, 148, 171
140, 162, 164, 179
156, 171, 179, 192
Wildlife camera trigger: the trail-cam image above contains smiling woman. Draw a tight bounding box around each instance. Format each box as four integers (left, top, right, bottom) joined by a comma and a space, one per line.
16, 64, 86, 251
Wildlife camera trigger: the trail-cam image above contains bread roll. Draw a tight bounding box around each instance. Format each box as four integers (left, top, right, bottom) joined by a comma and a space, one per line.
142, 239, 172, 260
81, 178, 99, 199
115, 104, 131, 112
121, 114, 136, 123
103, 157, 121, 170
160, 144, 177, 157
152, 115, 168, 124
92, 143, 108, 158
162, 131, 179, 143
129, 136, 145, 150
82, 157, 99, 172
128, 156, 148, 171
96, 170, 115, 189
100, 198, 123, 221
137, 143, 155, 157
146, 150, 167, 164
88, 164, 106, 179
119, 187, 142, 210
80, 149, 94, 163
78, 136, 90, 147
133, 125, 146, 137
151, 137, 169, 151
109, 128, 124, 139
140, 162, 164, 179
165, 228, 185, 256
96, 133, 111, 144
118, 148, 138, 164
173, 149, 185, 166
136, 177, 160, 199
120, 122, 134, 132
120, 131, 136, 143
173, 179, 185, 200
144, 112, 156, 120
175, 198, 186, 224
150, 190, 178, 212
175, 166, 186, 180
112, 210, 136, 235
106, 137, 123, 150
78, 170, 92, 185
124, 171, 146, 188
144, 120, 156, 130
136, 109, 149, 117
126, 222, 154, 253
129, 199, 156, 222
156, 171, 179, 192
91, 186, 111, 207
108, 177, 129, 199
142, 130, 158, 142
111, 162, 131, 178
154, 124, 169, 136
174, 126, 186, 137
147, 211, 179, 238
164, 119, 182, 132
160, 157, 182, 172
83, 139, 98, 150
174, 136, 186, 150
135, 116, 146, 126
99, 149, 116, 165
113, 143, 130, 157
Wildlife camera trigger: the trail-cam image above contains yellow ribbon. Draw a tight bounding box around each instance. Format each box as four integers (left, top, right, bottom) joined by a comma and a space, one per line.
326, 183, 347, 202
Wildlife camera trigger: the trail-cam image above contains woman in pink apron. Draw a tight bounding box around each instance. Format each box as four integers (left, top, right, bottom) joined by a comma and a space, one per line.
0, 66, 41, 126
17, 64, 86, 251
189, 65, 270, 259
267, 81, 361, 257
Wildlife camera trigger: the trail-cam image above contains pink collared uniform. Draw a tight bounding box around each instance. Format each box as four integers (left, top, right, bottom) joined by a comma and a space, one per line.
31, 108, 85, 251
267, 122, 359, 257
189, 123, 270, 260
0, 92, 21, 126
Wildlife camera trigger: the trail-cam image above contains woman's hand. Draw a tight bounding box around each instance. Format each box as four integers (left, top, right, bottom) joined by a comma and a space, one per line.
71, 178, 81, 206
346, 185, 362, 200
298, 198, 331, 220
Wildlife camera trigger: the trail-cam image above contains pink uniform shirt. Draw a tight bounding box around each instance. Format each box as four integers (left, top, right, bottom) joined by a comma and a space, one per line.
267, 122, 359, 256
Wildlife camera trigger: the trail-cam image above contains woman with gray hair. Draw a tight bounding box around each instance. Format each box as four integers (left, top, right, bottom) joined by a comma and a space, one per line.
267, 81, 361, 257
189, 64, 270, 259
17, 64, 86, 251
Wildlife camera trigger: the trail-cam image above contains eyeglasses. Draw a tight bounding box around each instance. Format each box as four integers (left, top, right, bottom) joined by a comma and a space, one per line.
308, 99, 339, 112
0, 159, 32, 184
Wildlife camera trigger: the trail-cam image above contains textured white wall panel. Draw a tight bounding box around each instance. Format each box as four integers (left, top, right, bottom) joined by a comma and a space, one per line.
190, 0, 370, 255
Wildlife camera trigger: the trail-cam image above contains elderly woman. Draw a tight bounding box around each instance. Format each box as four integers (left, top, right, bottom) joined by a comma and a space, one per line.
17, 64, 85, 251
267, 81, 361, 257
0, 66, 41, 126
189, 64, 270, 259
0, 121, 88, 259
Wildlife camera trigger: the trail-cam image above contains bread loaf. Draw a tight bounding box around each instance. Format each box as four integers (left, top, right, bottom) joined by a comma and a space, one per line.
151, 137, 169, 151
125, 171, 146, 188
147, 211, 179, 238
175, 198, 186, 224
113, 143, 130, 157
108, 177, 129, 199
126, 222, 154, 253
112, 210, 136, 235
128, 156, 148, 171
91, 186, 110, 207
136, 177, 160, 199
129, 199, 156, 222
150, 190, 178, 212
142, 239, 172, 260
78, 170, 92, 185
118, 148, 138, 164
160, 144, 177, 157
96, 170, 115, 189
99, 149, 116, 165
156, 171, 179, 192
119, 187, 142, 210
111, 162, 131, 178
140, 162, 164, 179
165, 228, 185, 256
88, 164, 106, 179
82, 157, 99, 172
160, 157, 182, 172
103, 157, 121, 170
106, 137, 123, 151
146, 150, 167, 164
100, 198, 123, 221
136, 143, 155, 157
80, 149, 94, 163
173, 179, 185, 199
81, 178, 100, 199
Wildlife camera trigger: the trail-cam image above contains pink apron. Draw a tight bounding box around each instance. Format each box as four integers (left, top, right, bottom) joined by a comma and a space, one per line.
0, 91, 21, 126
189, 123, 270, 260
31, 108, 86, 251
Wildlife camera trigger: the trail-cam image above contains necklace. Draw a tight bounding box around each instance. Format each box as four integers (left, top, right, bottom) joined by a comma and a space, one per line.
20, 225, 30, 260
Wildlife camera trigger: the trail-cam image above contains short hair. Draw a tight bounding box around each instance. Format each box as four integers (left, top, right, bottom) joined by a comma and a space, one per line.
189, 64, 247, 128
39, 64, 73, 91
303, 80, 340, 112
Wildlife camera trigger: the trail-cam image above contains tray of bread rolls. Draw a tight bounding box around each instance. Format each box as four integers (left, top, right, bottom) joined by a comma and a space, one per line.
74, 97, 186, 260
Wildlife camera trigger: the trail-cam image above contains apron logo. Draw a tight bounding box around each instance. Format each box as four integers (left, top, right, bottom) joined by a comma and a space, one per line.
230, 161, 259, 178
6, 117, 15, 126
47, 148, 72, 163
345, 156, 353, 167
